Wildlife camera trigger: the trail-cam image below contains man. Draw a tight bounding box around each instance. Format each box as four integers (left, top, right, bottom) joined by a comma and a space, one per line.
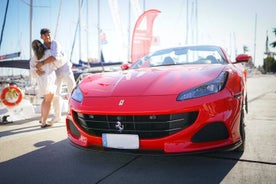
36, 28, 76, 124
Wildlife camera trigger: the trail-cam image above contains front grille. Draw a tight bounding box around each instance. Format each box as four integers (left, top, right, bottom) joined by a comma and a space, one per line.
72, 111, 198, 139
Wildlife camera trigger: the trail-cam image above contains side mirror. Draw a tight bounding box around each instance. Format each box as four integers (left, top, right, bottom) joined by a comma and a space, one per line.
121, 63, 130, 70
234, 54, 252, 63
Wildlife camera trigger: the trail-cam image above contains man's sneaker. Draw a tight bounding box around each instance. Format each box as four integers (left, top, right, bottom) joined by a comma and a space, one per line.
48, 117, 61, 125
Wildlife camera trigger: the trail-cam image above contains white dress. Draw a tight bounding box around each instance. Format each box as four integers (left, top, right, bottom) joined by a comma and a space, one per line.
30, 50, 57, 96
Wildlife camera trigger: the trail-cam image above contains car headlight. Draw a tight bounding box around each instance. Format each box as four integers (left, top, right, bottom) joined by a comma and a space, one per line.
177, 72, 228, 101
71, 86, 83, 102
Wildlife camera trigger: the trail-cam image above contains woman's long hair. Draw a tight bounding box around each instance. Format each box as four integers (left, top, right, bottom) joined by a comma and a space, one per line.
32, 40, 45, 60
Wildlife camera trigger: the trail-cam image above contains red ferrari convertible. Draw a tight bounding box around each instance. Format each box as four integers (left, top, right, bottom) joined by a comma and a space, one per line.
66, 45, 251, 154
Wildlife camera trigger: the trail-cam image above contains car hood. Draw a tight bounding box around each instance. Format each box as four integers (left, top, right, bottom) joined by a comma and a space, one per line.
79, 65, 226, 97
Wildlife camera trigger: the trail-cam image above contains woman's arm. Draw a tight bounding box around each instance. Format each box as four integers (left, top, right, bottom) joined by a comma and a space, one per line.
36, 55, 55, 69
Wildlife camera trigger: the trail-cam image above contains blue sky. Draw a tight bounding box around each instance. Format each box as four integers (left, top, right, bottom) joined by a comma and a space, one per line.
0, 0, 276, 67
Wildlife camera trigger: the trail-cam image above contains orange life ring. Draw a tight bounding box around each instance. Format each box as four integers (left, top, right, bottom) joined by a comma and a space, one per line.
1, 85, 23, 107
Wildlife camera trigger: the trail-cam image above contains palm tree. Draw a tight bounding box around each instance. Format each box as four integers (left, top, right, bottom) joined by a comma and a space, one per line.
243, 45, 249, 53
270, 28, 276, 48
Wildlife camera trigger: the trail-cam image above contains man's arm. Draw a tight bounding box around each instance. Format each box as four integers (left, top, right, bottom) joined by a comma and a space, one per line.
36, 40, 64, 69
36, 55, 56, 69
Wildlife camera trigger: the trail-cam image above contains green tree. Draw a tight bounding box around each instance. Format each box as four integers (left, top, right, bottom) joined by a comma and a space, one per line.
263, 56, 276, 73
263, 28, 276, 73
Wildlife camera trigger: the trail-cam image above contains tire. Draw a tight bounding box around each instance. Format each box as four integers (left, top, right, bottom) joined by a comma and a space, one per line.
236, 107, 245, 152
245, 92, 248, 113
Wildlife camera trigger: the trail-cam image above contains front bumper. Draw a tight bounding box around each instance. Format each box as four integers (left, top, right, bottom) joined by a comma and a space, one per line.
66, 91, 243, 153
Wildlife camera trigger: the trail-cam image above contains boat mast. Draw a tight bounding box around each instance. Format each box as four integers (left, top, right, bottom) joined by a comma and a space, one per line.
86, 0, 89, 61
253, 14, 257, 66
29, 0, 33, 58
79, 0, 82, 62
185, 0, 189, 44
97, 0, 101, 62
127, 1, 131, 62
0, 0, 10, 50
97, 0, 104, 71
54, 0, 62, 39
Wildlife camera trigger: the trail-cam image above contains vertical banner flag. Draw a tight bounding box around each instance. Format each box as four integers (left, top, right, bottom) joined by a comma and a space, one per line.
131, 9, 160, 63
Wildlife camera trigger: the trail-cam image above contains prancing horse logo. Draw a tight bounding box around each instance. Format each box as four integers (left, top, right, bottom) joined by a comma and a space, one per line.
115, 121, 124, 132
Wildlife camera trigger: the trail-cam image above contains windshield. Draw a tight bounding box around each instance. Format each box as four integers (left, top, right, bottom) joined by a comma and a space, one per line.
131, 45, 227, 69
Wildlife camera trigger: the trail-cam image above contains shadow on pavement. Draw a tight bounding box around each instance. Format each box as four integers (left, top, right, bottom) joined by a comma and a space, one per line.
0, 138, 242, 184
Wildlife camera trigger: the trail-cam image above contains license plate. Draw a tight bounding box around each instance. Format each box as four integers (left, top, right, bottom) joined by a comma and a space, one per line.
102, 133, 139, 149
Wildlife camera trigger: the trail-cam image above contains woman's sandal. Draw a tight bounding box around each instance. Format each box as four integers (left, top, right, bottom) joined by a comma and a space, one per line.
41, 124, 49, 128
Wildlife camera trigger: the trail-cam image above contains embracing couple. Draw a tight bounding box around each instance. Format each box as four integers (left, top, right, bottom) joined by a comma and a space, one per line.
30, 28, 76, 128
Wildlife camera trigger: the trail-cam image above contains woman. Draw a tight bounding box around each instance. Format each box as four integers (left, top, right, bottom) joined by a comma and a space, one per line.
30, 40, 57, 128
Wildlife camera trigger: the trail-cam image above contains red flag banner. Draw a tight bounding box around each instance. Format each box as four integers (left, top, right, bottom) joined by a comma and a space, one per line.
100, 32, 108, 45
131, 9, 160, 63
